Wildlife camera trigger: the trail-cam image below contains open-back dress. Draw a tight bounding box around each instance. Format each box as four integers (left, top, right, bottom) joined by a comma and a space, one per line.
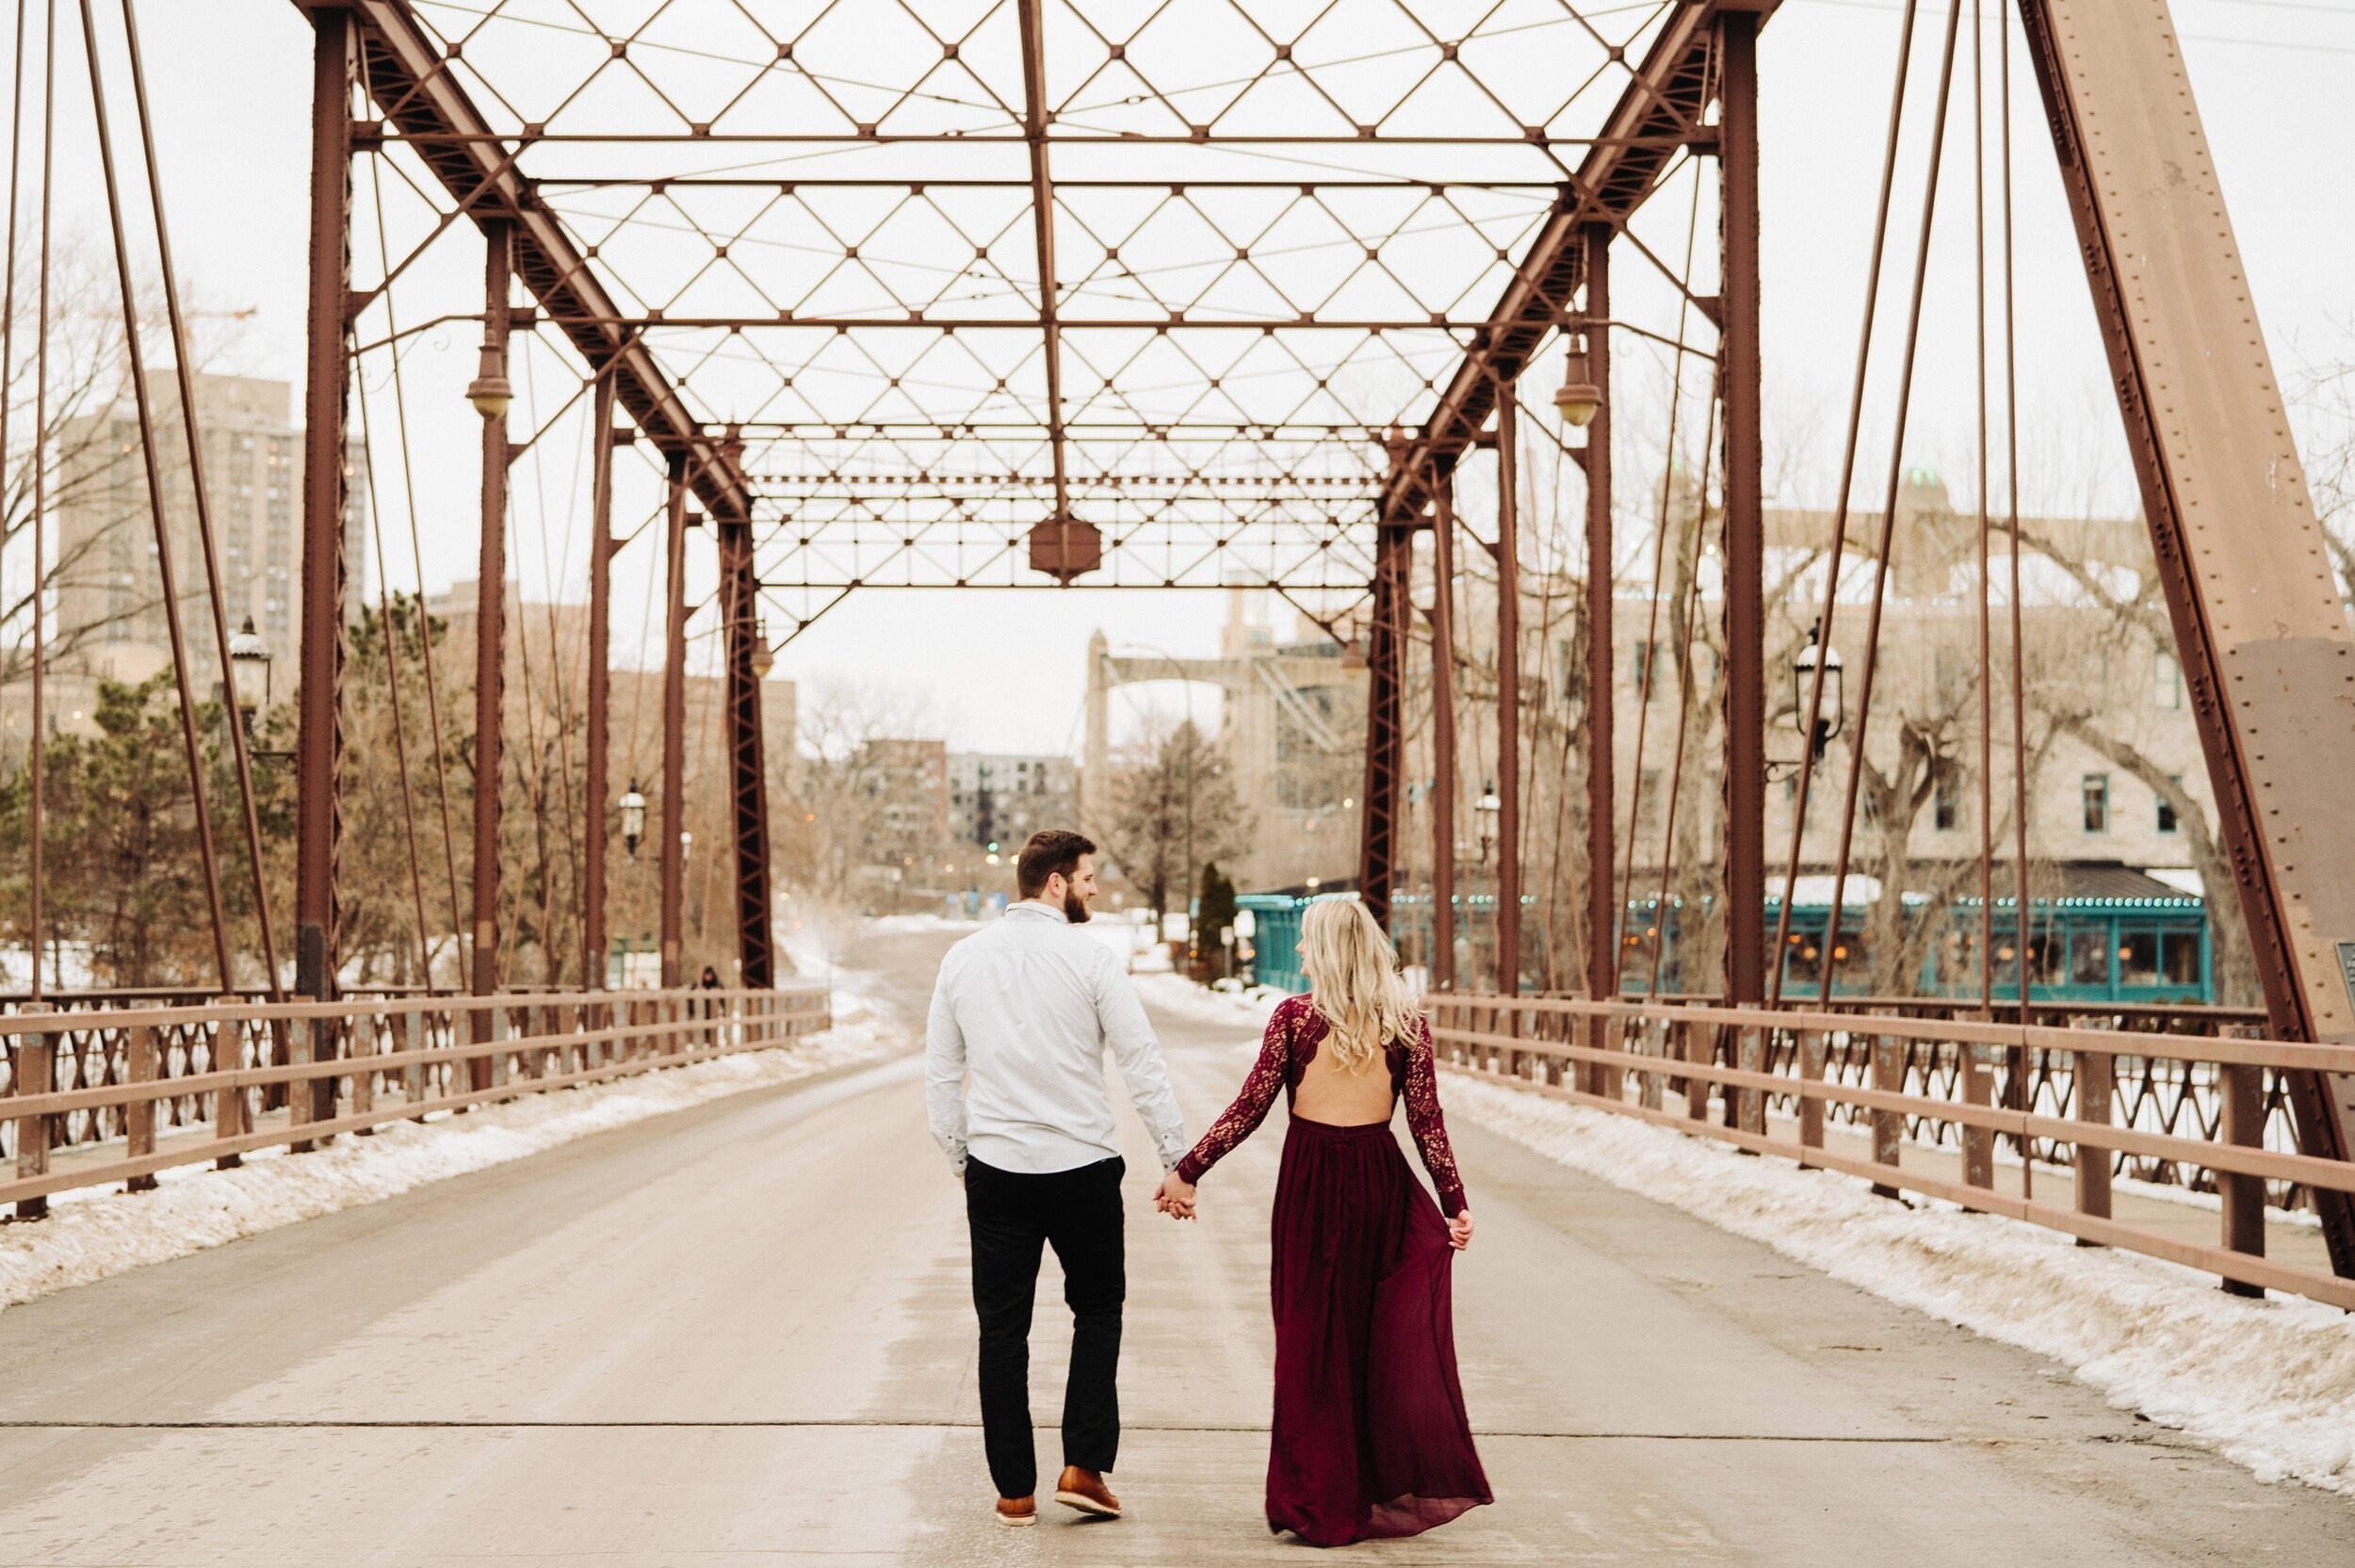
1175, 994, 1491, 1546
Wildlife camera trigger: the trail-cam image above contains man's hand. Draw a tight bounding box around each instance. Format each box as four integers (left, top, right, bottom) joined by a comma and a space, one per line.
1154, 1172, 1197, 1220
1446, 1210, 1474, 1251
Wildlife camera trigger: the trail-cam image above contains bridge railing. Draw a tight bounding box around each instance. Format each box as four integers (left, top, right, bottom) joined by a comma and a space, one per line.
1567, 994, 2298, 1197
0, 985, 832, 1218
1428, 994, 2355, 1311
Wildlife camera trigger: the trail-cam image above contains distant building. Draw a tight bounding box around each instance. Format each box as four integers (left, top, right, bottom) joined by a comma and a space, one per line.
39, 374, 367, 733
949, 752, 1078, 852
1082, 588, 1368, 894
859, 738, 950, 864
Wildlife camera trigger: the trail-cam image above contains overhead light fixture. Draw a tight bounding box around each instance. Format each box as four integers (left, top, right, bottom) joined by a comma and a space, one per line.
466, 337, 512, 419
1553, 326, 1601, 428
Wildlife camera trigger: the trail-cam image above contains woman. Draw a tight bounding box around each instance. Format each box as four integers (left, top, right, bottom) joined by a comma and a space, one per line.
1154, 899, 1490, 1546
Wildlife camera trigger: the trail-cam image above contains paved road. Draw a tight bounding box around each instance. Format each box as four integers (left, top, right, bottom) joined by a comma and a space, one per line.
0, 923, 2343, 1565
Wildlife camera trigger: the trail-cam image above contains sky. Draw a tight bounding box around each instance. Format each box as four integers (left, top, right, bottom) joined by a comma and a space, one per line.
26, 0, 2353, 757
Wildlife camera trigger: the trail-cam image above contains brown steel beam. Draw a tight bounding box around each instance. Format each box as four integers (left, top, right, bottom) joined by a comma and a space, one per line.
581, 374, 616, 992
1356, 524, 1410, 932
325, 0, 751, 523
1718, 12, 1766, 1020
295, 6, 354, 1006
1014, 0, 1079, 575
467, 218, 511, 1087
1377, 3, 1733, 528
659, 457, 689, 990
1428, 478, 1460, 994
1494, 384, 1524, 1000
1581, 224, 1617, 1025
721, 516, 775, 988
2021, 0, 2355, 1270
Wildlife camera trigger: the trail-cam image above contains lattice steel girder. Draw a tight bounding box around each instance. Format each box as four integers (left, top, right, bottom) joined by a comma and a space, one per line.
1377, 0, 1730, 527
720, 519, 775, 989
1357, 525, 1413, 931
2022, 0, 2355, 1267
331, 0, 754, 522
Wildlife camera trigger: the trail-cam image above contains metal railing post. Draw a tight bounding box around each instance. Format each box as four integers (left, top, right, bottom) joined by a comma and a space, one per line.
126, 1023, 158, 1191
2074, 1035, 2113, 1239
2220, 1043, 2265, 1297
13, 1008, 54, 1220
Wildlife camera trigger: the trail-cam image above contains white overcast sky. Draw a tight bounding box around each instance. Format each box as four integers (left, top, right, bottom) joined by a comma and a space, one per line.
39, 0, 2355, 755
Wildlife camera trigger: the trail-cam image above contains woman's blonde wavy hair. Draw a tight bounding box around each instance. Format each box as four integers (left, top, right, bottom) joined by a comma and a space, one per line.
1300, 898, 1420, 1074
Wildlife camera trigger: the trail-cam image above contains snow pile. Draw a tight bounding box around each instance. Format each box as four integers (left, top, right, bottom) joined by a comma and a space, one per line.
869, 913, 983, 934
1131, 971, 1289, 1031
1444, 1073, 2355, 1494
0, 985, 908, 1316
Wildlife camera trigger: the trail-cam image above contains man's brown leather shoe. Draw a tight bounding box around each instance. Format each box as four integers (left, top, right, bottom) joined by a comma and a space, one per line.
1054, 1466, 1122, 1518
994, 1495, 1036, 1528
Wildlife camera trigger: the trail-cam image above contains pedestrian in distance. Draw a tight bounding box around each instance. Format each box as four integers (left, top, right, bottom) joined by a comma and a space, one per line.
925, 829, 1189, 1528
1155, 897, 1490, 1546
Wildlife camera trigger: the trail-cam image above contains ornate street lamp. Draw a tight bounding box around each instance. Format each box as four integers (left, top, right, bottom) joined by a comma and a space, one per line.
1792, 622, 1845, 760
620, 779, 648, 861
227, 614, 270, 740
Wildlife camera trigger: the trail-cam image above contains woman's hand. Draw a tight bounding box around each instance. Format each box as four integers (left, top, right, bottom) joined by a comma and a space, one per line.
1154, 1172, 1198, 1220
1446, 1210, 1474, 1251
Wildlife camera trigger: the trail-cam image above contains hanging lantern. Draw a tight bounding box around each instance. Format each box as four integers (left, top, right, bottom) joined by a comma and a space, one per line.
1553, 331, 1602, 428
620, 778, 648, 861
749, 619, 775, 679
1792, 622, 1845, 758
227, 614, 271, 732
465, 337, 512, 419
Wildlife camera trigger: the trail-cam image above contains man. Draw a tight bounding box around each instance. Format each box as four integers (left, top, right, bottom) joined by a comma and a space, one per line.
926, 829, 1188, 1528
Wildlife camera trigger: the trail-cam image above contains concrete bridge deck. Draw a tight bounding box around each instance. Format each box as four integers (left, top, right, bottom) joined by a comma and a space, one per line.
0, 925, 2342, 1565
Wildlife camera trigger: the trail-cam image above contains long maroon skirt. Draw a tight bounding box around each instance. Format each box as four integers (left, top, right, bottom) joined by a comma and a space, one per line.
1264, 1113, 1491, 1546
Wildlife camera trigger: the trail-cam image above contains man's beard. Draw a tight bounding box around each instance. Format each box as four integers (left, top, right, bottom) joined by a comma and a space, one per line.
1064, 887, 1091, 924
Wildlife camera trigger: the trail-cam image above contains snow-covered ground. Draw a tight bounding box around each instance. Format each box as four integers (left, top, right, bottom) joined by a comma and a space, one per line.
0, 979, 907, 1316
1131, 971, 1289, 1030
1444, 1073, 2355, 1495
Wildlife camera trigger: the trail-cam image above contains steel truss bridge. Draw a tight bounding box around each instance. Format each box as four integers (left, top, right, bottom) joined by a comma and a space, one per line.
8, 0, 2355, 1324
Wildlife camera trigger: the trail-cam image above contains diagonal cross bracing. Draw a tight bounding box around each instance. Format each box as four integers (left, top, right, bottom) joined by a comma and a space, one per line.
337, 0, 754, 523
1379, 2, 1728, 525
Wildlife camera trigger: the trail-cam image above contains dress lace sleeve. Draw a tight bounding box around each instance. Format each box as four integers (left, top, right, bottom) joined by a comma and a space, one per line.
1175, 1000, 1293, 1186
1403, 1016, 1468, 1217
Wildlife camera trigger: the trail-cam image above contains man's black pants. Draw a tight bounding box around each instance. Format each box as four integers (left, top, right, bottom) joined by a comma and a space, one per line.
964, 1154, 1126, 1500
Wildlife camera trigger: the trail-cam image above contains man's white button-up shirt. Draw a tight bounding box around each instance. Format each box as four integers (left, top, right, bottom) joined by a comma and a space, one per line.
925, 901, 1188, 1177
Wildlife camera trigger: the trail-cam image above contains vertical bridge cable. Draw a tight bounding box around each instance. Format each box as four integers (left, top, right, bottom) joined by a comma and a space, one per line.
2000, 0, 2032, 1190
350, 356, 436, 987
2, 0, 31, 996
119, 0, 282, 996
1974, 0, 1995, 1013
1615, 162, 1709, 994
1643, 392, 1717, 999
25, 0, 51, 999
2000, 0, 2029, 1024
1819, 0, 1970, 1004
365, 149, 472, 983
75, 0, 235, 988
1767, 0, 1927, 1004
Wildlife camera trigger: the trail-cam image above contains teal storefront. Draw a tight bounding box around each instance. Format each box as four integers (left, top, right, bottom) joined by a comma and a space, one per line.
1629, 865, 2211, 1004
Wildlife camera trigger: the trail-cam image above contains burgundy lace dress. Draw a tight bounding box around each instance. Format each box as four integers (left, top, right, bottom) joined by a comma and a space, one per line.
1176, 994, 1491, 1546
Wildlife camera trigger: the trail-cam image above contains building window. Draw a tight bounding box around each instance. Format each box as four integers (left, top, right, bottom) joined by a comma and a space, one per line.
1933, 770, 1961, 832
2082, 773, 2110, 833
2154, 649, 2183, 710
1631, 639, 1658, 698
2157, 774, 2181, 833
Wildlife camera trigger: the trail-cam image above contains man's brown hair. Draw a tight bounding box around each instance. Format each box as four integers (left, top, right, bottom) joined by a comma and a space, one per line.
1016, 829, 1096, 899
